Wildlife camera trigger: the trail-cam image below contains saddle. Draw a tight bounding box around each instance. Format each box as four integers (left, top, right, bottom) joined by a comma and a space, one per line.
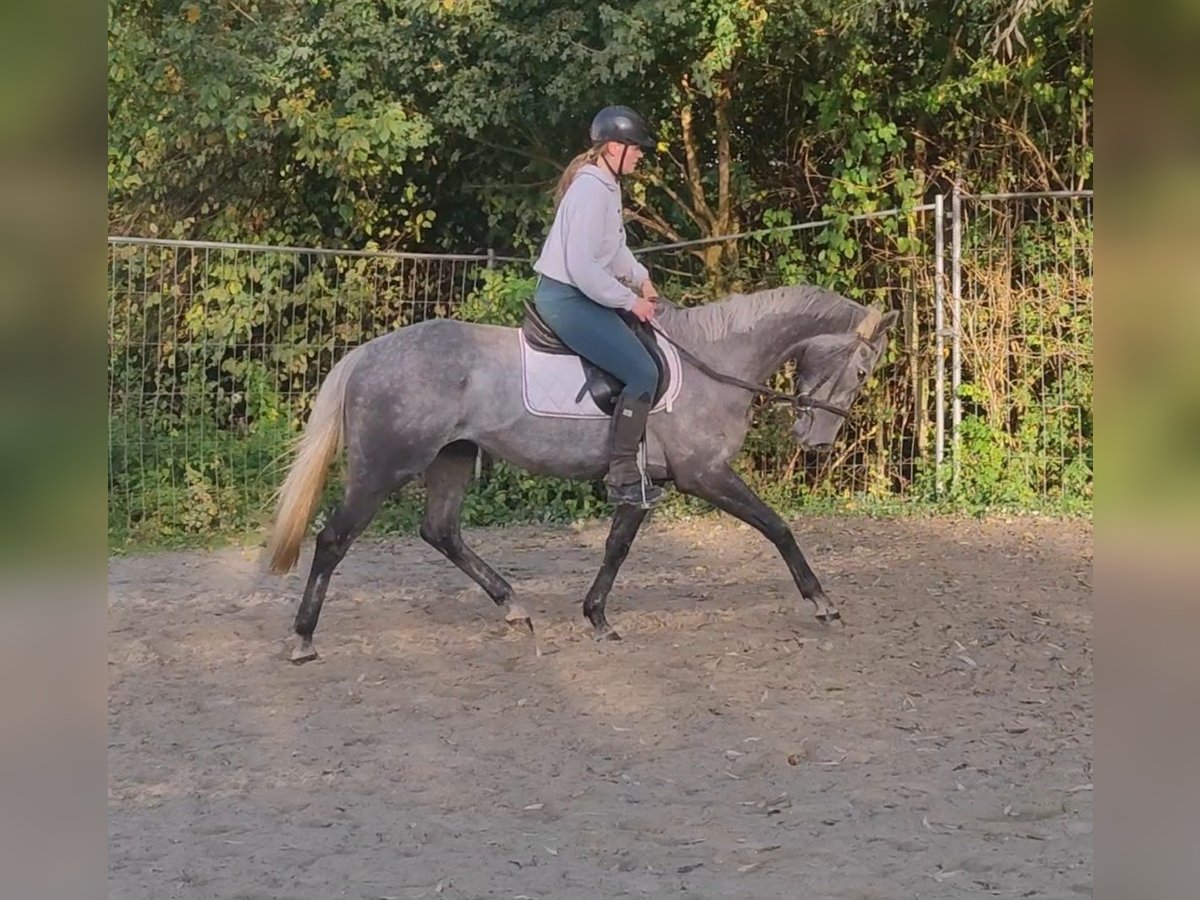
521, 300, 671, 415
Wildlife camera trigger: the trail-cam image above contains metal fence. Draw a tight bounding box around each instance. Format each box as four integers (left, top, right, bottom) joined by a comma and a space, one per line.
950, 192, 1094, 506
107, 239, 519, 543
635, 204, 944, 501
633, 189, 1094, 507
107, 190, 1092, 544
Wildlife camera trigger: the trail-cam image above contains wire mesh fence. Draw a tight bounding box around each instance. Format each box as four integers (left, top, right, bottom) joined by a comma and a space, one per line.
106, 238, 522, 544
107, 191, 1093, 547
951, 192, 1094, 507
636, 205, 943, 504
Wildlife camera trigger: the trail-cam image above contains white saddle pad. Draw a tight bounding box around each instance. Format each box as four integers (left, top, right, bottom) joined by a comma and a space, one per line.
519, 325, 683, 420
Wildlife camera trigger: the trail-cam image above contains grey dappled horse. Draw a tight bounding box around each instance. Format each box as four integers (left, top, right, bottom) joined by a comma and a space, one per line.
266, 284, 898, 662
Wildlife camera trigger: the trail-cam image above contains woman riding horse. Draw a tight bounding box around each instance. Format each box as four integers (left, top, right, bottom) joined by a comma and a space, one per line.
532, 105, 663, 508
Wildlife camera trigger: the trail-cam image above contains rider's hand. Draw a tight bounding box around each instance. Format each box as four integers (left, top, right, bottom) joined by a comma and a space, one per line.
639, 278, 660, 302
630, 295, 657, 322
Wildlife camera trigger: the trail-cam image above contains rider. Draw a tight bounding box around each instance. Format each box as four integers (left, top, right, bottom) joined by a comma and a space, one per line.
532, 105, 664, 508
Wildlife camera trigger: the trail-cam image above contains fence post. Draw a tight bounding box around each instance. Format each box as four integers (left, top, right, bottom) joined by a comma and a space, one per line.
479, 248, 497, 481
950, 188, 963, 494
934, 194, 946, 495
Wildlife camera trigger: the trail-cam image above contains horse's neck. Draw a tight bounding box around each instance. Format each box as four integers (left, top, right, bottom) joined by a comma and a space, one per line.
684, 309, 844, 385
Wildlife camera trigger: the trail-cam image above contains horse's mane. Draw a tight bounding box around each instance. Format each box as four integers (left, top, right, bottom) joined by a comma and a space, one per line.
659, 285, 868, 342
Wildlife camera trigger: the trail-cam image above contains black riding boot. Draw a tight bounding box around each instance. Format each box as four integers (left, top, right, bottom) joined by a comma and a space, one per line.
604, 392, 664, 508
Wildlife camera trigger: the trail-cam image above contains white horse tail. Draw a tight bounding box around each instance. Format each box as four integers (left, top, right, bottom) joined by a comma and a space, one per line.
266, 349, 363, 574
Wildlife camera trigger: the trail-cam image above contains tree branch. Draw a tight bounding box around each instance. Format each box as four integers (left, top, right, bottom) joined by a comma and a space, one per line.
626, 210, 684, 244
643, 173, 706, 233
679, 76, 715, 230
466, 135, 563, 171
226, 0, 260, 25
714, 78, 733, 234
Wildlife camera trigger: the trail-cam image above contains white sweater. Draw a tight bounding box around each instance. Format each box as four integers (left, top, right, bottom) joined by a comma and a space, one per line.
533, 164, 650, 310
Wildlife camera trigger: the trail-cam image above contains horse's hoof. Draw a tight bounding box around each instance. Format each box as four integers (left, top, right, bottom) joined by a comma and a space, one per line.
509, 617, 535, 636
592, 626, 622, 642
815, 609, 843, 627
290, 640, 318, 664
503, 602, 535, 636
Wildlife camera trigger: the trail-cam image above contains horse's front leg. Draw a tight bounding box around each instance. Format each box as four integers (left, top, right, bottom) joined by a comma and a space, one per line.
676, 465, 840, 624
582, 504, 649, 640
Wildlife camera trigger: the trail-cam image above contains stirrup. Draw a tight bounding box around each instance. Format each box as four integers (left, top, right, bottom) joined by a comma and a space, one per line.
607, 478, 663, 509
606, 440, 663, 508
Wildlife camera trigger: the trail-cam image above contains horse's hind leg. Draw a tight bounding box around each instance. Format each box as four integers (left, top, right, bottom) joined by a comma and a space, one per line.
291, 473, 411, 663
419, 441, 531, 632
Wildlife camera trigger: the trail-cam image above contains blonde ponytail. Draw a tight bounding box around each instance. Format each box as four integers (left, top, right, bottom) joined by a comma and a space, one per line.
553, 145, 603, 210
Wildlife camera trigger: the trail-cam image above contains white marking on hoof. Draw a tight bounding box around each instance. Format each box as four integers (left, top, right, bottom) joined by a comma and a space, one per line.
815, 607, 843, 627
291, 640, 318, 664
503, 602, 541, 655
504, 602, 531, 624
811, 594, 839, 619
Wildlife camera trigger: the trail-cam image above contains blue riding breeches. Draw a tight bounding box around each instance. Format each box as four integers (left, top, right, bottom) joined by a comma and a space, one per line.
532, 275, 659, 401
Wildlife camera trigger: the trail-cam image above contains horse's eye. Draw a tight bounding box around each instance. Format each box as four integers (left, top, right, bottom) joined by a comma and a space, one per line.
856, 368, 867, 380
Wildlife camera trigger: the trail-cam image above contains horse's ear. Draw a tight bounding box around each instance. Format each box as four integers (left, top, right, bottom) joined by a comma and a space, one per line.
855, 307, 882, 337
878, 310, 900, 333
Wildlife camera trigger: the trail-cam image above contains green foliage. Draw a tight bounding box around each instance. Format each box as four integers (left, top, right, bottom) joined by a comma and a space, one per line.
109, 0, 1092, 251
462, 463, 611, 526
106, 244, 532, 547
108, 391, 294, 546
456, 267, 537, 326
947, 204, 1094, 511
108, 0, 439, 246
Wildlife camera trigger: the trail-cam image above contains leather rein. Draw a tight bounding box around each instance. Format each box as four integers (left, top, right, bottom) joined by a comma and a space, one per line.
647, 316, 877, 420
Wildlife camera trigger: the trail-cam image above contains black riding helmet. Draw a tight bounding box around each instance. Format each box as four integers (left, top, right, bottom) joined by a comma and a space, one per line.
590, 105, 657, 150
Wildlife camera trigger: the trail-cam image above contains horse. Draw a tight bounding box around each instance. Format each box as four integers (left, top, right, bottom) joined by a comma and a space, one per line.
265, 283, 899, 662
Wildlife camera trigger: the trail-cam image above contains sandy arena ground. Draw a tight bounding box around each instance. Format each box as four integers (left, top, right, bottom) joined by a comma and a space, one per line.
109, 513, 1092, 899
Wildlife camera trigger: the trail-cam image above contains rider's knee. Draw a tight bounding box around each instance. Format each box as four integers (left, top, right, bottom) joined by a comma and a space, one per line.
630, 358, 658, 399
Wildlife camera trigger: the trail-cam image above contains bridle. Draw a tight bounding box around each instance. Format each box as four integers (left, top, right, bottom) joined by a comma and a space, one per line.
647, 307, 883, 421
